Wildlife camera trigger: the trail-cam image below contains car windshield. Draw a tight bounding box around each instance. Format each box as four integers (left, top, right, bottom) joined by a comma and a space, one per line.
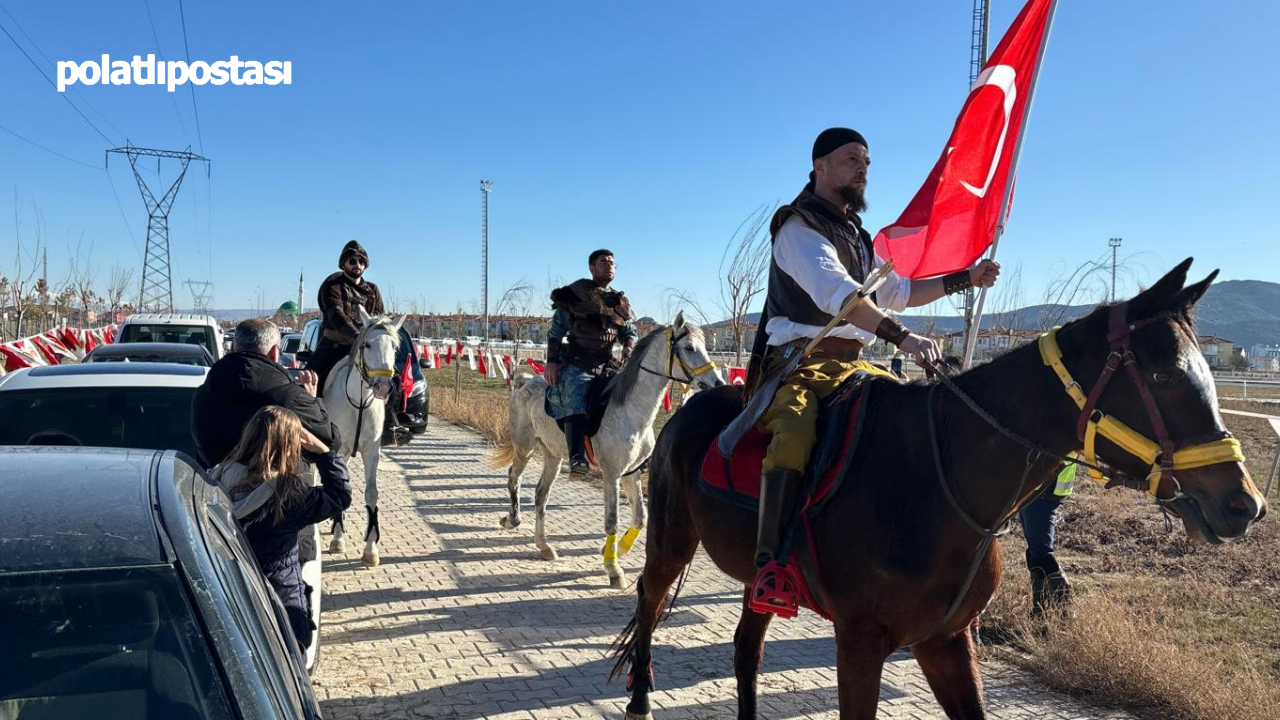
0, 387, 198, 456
282, 336, 302, 354
0, 566, 233, 720
119, 324, 215, 357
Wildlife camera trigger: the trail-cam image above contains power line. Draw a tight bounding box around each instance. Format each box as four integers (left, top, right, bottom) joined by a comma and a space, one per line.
176, 0, 205, 154
0, 122, 101, 169
141, 0, 193, 143
0, 16, 116, 145
106, 170, 144, 261
0, 2, 128, 142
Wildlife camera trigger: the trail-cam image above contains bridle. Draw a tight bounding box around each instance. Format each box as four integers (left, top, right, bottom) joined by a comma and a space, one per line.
1039, 303, 1243, 500
921, 301, 1244, 639
637, 326, 716, 385
343, 321, 397, 455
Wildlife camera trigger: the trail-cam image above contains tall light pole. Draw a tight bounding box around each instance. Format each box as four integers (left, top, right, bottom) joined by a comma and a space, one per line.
480, 180, 493, 345
1109, 237, 1122, 302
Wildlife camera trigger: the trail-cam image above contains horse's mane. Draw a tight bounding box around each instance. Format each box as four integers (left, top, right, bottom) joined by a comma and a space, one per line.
607, 322, 704, 406
338, 314, 398, 378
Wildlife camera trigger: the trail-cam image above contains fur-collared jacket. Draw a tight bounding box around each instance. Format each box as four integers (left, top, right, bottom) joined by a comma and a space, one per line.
547, 279, 636, 367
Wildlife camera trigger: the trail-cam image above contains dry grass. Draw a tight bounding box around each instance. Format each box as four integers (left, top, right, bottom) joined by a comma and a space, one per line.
982, 564, 1280, 720
424, 367, 514, 445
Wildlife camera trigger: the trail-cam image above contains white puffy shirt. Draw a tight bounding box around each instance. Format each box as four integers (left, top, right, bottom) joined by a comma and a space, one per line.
764, 215, 912, 347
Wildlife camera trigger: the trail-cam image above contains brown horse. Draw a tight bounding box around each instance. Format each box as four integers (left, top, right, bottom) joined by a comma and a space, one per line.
611, 259, 1266, 720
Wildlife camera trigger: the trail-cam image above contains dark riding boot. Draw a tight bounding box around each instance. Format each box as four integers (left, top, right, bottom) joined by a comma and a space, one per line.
564, 414, 590, 478
750, 468, 805, 618
1028, 551, 1073, 619
380, 402, 412, 447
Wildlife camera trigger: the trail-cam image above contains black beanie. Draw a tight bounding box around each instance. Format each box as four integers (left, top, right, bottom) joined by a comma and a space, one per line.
339, 239, 369, 268
812, 127, 868, 160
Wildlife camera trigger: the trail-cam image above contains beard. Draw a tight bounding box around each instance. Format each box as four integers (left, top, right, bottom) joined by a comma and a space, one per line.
343, 267, 364, 281
837, 183, 868, 214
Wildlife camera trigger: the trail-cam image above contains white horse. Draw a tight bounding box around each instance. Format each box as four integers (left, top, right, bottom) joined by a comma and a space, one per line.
324, 307, 403, 568
490, 312, 722, 588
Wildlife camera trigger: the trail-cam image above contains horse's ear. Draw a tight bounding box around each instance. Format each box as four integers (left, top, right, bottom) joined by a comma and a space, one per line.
1129, 258, 1193, 318
357, 306, 372, 327
673, 311, 686, 328
1174, 269, 1218, 313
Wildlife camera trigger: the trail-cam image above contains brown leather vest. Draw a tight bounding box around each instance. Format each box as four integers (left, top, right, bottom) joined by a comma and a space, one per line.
763, 188, 874, 330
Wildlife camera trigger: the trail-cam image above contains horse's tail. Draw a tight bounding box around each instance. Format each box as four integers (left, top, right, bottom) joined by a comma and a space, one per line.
606, 563, 693, 683
486, 441, 517, 469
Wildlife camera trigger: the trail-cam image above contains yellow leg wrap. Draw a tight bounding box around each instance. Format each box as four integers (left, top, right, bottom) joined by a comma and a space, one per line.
618, 526, 641, 556
602, 534, 618, 564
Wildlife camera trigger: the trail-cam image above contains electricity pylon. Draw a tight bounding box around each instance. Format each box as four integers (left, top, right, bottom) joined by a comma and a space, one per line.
107, 144, 211, 313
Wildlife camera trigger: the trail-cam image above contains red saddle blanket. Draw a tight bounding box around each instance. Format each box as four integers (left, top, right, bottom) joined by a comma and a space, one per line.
699, 379, 874, 514
697, 378, 879, 621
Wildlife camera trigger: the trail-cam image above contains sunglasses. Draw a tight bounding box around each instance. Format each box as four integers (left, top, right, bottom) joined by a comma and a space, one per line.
345, 257, 367, 267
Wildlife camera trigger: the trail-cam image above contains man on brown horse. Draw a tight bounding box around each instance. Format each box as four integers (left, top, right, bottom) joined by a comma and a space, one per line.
749, 127, 1001, 617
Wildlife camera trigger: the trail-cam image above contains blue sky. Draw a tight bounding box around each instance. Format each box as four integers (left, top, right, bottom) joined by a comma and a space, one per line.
1, 1, 1276, 321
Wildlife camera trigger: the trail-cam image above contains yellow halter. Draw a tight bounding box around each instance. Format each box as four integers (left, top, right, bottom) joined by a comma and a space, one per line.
1038, 327, 1243, 498
666, 327, 716, 382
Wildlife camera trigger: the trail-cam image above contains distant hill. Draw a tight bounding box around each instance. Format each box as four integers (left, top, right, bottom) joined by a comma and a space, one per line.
897, 279, 1280, 348
709, 280, 1280, 348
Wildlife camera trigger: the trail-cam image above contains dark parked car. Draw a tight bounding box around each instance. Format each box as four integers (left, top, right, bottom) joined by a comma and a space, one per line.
83, 341, 216, 367
0, 363, 325, 669
0, 447, 320, 719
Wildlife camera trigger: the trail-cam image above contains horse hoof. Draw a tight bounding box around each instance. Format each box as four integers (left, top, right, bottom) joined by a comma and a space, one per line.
624, 711, 652, 720
608, 570, 626, 590
362, 551, 380, 568
500, 515, 520, 530
329, 538, 346, 554
539, 546, 559, 561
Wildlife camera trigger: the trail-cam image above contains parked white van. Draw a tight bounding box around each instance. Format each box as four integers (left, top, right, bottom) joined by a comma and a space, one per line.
117, 313, 227, 361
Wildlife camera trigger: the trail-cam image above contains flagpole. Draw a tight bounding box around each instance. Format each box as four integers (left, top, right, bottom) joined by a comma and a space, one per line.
962, 0, 1059, 367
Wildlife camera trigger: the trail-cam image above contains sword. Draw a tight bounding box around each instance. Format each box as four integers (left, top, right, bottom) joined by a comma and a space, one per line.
718, 259, 896, 458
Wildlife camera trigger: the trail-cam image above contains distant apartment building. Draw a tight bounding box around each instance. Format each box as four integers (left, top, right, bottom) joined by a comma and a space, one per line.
1197, 335, 1246, 370
1249, 344, 1280, 372
942, 328, 1040, 360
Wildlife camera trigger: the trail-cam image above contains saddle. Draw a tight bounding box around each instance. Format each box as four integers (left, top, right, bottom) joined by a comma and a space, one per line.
699, 367, 894, 619
545, 369, 616, 438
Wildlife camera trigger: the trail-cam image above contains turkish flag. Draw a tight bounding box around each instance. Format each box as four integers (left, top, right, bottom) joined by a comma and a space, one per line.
874, 0, 1055, 279
476, 350, 487, 376
728, 367, 747, 385
526, 359, 546, 375
0, 344, 36, 372
400, 357, 414, 412
444, 345, 453, 365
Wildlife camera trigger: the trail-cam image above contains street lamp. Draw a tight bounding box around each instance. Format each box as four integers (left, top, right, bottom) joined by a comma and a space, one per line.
480, 180, 493, 345
1109, 237, 1122, 302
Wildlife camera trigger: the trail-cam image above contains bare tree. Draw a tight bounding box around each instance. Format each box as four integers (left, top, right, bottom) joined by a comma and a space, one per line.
659, 287, 714, 340
1037, 252, 1145, 330
6, 196, 43, 338
717, 204, 773, 365
105, 265, 135, 321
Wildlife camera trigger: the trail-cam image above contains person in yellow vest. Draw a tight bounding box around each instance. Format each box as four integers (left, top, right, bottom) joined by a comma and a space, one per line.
1019, 456, 1076, 617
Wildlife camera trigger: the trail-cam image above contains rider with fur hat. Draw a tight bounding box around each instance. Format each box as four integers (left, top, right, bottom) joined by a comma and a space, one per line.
307, 240, 414, 446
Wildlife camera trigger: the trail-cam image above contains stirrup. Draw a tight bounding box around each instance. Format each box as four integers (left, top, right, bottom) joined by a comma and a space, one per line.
749, 561, 800, 618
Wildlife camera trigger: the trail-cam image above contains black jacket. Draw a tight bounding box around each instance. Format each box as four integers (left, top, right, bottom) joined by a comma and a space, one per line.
229, 453, 352, 619
191, 351, 342, 469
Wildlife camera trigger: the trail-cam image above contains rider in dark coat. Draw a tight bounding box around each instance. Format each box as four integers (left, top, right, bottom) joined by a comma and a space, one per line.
192, 319, 341, 469
545, 249, 637, 477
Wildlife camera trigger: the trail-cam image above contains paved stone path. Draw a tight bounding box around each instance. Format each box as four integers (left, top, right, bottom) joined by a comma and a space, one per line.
314, 420, 1137, 719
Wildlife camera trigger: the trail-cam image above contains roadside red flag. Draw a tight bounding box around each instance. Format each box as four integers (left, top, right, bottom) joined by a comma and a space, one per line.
445, 344, 453, 365
526, 359, 546, 375
400, 356, 414, 412
662, 387, 672, 412
874, 0, 1056, 279
476, 349, 488, 376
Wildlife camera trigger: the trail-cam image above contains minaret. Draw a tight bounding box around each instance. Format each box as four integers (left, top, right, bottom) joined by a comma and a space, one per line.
297, 271, 305, 315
